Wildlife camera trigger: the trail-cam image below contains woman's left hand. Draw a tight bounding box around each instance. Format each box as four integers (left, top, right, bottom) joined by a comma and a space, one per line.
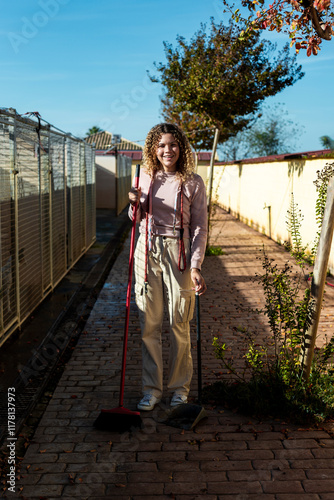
191, 269, 207, 295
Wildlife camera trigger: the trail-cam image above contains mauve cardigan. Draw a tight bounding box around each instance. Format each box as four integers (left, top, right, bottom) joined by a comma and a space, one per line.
129, 168, 207, 270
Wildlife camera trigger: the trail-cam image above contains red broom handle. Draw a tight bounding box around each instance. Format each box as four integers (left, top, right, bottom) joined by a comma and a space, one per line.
119, 164, 140, 407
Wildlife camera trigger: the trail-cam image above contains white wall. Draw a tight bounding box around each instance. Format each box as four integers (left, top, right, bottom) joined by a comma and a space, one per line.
95, 155, 116, 209
116, 154, 131, 215
95, 154, 131, 212
213, 157, 334, 273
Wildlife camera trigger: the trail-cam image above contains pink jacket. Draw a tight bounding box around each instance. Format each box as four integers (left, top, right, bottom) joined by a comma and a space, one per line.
129, 169, 207, 270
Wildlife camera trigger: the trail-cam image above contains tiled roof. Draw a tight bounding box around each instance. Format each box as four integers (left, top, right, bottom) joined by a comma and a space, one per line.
95, 150, 143, 160
85, 131, 143, 151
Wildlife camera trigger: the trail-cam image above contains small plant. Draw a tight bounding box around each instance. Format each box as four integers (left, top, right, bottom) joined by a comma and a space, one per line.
244, 341, 266, 373
205, 246, 225, 256
212, 337, 236, 376
312, 162, 334, 257
204, 164, 334, 423
286, 194, 309, 268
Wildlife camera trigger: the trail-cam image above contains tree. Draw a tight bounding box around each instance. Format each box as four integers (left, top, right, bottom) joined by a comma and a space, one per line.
87, 126, 102, 136
151, 19, 304, 150
248, 122, 290, 156
224, 0, 333, 56
221, 104, 302, 160
161, 96, 206, 153
220, 132, 250, 161
320, 135, 334, 149
246, 104, 302, 156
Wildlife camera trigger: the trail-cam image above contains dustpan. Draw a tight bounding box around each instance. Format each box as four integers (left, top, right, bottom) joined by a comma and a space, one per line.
162, 403, 207, 431
162, 292, 207, 430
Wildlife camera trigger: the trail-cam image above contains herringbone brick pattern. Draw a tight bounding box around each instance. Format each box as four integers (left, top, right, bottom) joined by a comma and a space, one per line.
14, 208, 334, 499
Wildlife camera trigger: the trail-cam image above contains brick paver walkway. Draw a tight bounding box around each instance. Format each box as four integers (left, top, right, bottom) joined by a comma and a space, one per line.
8, 208, 334, 499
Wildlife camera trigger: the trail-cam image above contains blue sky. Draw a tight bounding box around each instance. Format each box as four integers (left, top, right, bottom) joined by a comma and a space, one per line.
1, 0, 333, 153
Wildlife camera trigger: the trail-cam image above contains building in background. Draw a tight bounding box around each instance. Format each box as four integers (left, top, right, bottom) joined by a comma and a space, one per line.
85, 132, 140, 213
85, 131, 214, 210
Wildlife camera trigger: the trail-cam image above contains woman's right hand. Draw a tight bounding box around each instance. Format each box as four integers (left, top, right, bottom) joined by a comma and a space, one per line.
128, 187, 142, 206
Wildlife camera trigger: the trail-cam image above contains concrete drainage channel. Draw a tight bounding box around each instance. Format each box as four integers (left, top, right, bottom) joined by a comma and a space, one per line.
0, 213, 131, 455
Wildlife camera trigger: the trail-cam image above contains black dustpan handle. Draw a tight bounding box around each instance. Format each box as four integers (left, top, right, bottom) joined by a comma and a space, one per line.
196, 292, 202, 405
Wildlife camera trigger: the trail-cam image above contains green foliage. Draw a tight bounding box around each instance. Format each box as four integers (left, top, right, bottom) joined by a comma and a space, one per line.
246, 104, 302, 157
250, 250, 312, 384
208, 249, 334, 422
249, 129, 280, 156
212, 336, 238, 377
286, 194, 309, 267
320, 135, 334, 150
151, 19, 304, 150
244, 341, 266, 373
221, 103, 302, 161
205, 165, 334, 423
87, 126, 102, 136
205, 246, 225, 256
312, 162, 334, 256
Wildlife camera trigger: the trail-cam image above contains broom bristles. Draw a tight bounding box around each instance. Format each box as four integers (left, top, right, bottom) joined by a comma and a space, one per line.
94, 407, 142, 432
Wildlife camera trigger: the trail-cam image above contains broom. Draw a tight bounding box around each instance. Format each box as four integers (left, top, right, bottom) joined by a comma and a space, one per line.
94, 164, 142, 432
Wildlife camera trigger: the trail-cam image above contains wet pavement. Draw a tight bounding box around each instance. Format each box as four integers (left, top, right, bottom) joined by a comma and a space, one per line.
0, 208, 131, 445
2, 207, 334, 499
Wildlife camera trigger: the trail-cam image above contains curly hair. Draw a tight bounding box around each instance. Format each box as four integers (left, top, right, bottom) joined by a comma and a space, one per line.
142, 123, 194, 182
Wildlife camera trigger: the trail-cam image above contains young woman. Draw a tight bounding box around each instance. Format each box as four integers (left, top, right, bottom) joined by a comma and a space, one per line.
128, 123, 207, 411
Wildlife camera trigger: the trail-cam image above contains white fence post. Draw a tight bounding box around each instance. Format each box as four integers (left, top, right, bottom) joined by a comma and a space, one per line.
207, 127, 220, 243
10, 110, 20, 326
300, 175, 334, 379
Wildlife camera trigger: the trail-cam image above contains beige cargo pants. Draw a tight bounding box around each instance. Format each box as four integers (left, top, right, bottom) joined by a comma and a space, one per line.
134, 233, 195, 399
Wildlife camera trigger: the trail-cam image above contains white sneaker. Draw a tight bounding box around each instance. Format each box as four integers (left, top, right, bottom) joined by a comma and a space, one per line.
170, 394, 188, 407
137, 394, 161, 411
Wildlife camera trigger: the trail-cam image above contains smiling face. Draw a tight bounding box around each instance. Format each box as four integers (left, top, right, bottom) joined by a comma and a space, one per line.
156, 133, 180, 172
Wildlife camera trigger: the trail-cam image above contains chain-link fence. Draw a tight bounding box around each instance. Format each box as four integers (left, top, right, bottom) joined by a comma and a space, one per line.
0, 108, 96, 346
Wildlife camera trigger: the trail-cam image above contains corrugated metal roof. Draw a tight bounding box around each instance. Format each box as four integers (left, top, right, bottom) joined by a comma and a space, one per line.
216, 149, 334, 165
196, 152, 212, 161
85, 131, 143, 151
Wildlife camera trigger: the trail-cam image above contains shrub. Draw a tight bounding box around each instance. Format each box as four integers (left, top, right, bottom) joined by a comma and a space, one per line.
204, 164, 334, 423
